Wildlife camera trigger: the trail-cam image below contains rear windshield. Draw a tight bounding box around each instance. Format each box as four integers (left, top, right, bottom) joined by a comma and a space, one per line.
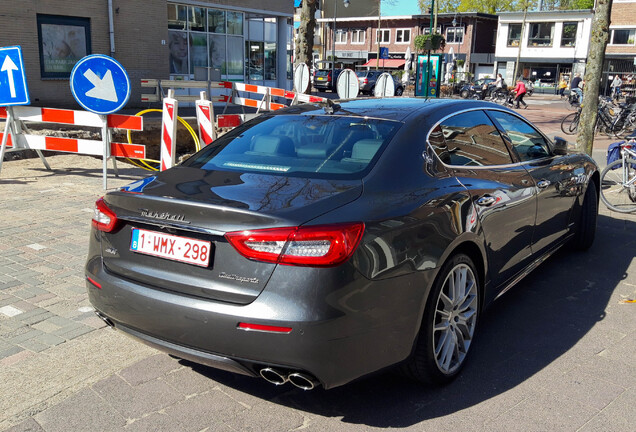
185, 115, 401, 179
315, 70, 329, 77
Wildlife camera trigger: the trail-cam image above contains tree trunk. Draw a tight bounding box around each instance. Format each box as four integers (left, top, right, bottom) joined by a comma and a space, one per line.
294, 0, 318, 94
576, 0, 612, 156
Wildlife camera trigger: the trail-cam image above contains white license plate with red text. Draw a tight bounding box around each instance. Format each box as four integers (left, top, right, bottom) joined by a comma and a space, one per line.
130, 228, 211, 267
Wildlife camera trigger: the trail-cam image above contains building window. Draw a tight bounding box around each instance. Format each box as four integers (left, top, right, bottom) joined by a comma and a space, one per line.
168, 3, 246, 77
507, 24, 521, 47
335, 29, 347, 43
446, 27, 464, 44
422, 26, 441, 35
351, 29, 365, 44
376, 29, 390, 43
528, 22, 554, 47
610, 29, 636, 45
561, 22, 578, 47
36, 14, 91, 79
396, 29, 411, 44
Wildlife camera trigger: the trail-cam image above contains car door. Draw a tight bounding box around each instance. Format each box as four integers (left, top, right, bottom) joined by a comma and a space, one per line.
433, 110, 538, 287
487, 110, 578, 255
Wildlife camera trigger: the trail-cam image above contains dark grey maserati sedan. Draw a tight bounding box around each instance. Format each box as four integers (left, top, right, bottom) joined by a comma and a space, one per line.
86, 98, 599, 390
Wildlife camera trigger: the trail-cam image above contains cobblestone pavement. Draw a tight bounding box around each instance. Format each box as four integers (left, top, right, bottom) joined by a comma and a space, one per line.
1, 105, 635, 431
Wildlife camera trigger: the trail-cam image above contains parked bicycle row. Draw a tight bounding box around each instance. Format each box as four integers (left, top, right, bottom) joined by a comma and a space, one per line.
560, 96, 636, 139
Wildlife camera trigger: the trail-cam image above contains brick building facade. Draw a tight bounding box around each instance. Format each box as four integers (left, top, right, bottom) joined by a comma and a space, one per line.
0, 0, 293, 108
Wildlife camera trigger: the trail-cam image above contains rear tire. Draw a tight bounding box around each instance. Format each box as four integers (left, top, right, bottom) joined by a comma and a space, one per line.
572, 182, 598, 250
402, 254, 480, 385
460, 89, 469, 99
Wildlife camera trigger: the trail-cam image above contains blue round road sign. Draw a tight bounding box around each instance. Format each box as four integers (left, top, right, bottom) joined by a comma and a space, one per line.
70, 55, 131, 115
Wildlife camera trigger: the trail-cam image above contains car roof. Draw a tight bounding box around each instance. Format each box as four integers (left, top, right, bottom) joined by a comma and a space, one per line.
274, 98, 501, 123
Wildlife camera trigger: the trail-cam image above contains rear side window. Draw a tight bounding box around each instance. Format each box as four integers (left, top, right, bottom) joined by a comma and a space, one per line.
185, 115, 401, 179
487, 110, 551, 161
432, 110, 514, 166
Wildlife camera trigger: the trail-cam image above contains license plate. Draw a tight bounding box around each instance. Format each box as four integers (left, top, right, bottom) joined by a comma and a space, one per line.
130, 228, 211, 267
317, 77, 325, 81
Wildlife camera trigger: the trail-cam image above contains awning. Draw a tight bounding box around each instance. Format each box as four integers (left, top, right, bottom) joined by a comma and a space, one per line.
361, 59, 406, 68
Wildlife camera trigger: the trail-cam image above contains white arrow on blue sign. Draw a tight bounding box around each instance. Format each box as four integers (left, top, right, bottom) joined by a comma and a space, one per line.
0, 45, 30, 106
70, 54, 131, 115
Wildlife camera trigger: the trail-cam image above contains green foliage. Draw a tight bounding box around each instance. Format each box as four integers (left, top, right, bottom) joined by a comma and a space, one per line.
414, 33, 446, 52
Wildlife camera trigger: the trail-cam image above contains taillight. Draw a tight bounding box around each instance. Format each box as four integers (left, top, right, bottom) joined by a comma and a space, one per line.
327, 71, 332, 82
225, 222, 364, 267
92, 197, 119, 232
363, 78, 368, 84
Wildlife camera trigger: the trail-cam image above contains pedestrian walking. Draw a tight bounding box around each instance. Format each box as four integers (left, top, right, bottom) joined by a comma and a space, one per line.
513, 77, 527, 109
558, 77, 568, 98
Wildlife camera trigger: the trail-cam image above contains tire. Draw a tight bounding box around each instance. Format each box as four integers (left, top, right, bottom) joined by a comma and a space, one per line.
395, 86, 404, 96
402, 254, 480, 385
560, 112, 580, 135
460, 89, 470, 99
572, 182, 598, 250
600, 158, 636, 213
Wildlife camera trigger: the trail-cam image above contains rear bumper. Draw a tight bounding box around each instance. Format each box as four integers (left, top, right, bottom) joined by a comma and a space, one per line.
86, 257, 433, 389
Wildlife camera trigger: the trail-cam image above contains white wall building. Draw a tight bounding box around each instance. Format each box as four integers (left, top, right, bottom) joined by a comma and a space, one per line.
494, 9, 594, 88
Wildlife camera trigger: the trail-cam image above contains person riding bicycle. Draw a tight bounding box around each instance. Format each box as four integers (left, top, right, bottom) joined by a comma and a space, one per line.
570, 73, 583, 100
610, 75, 622, 101
512, 77, 528, 109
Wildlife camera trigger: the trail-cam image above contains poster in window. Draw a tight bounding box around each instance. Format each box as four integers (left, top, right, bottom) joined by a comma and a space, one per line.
37, 15, 91, 78
169, 31, 189, 74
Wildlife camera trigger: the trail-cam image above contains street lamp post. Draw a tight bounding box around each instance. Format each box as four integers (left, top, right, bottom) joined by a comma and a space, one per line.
332, 0, 350, 89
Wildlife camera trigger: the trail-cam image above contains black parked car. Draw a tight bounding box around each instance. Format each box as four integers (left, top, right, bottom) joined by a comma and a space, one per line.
87, 98, 599, 390
460, 78, 495, 99
356, 70, 405, 96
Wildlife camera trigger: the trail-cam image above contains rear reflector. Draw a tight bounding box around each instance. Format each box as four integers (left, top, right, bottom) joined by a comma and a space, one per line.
87, 277, 102, 289
92, 197, 119, 232
238, 323, 292, 333
225, 222, 364, 267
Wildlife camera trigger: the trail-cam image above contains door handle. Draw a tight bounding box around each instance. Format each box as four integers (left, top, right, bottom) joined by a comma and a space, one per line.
537, 180, 551, 189
477, 196, 497, 206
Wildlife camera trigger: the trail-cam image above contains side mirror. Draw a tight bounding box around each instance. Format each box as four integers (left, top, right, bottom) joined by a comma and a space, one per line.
553, 136, 568, 155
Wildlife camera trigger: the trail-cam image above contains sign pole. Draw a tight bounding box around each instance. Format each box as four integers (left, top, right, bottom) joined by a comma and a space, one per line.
101, 114, 110, 190
0, 106, 14, 175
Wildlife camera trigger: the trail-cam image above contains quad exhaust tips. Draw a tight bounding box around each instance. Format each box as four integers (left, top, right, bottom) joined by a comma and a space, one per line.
259, 368, 318, 390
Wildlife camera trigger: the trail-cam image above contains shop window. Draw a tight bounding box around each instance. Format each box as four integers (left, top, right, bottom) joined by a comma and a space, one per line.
351, 29, 365, 44
264, 18, 277, 42
209, 34, 226, 74
37, 14, 91, 79
188, 7, 206, 32
265, 42, 277, 80
167, 4, 187, 30
208, 9, 225, 33
610, 29, 636, 45
169, 30, 189, 74
227, 12, 243, 35
190, 32, 208, 72
507, 24, 521, 47
247, 41, 264, 81
396, 29, 411, 44
227, 36, 244, 77
446, 27, 464, 44
528, 22, 554, 47
561, 22, 577, 47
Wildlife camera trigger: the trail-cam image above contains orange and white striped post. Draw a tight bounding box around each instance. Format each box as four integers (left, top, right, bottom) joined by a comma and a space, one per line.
195, 91, 215, 145
160, 89, 178, 171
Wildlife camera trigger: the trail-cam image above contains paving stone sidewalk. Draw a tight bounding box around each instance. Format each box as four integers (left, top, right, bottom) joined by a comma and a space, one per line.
1, 143, 635, 431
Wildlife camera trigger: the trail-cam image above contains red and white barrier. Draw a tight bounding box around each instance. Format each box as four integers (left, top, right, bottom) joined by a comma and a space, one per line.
0, 105, 147, 189
195, 92, 215, 146
160, 90, 178, 171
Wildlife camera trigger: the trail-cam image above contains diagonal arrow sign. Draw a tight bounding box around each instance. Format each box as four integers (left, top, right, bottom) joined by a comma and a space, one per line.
83, 68, 118, 102
1, 55, 18, 98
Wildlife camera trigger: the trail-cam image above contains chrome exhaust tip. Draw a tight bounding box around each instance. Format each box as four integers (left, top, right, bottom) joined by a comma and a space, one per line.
94, 311, 114, 327
288, 372, 318, 390
259, 368, 288, 386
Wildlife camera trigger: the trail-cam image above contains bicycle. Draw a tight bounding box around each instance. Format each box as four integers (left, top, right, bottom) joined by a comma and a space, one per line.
560, 97, 632, 138
600, 132, 636, 213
